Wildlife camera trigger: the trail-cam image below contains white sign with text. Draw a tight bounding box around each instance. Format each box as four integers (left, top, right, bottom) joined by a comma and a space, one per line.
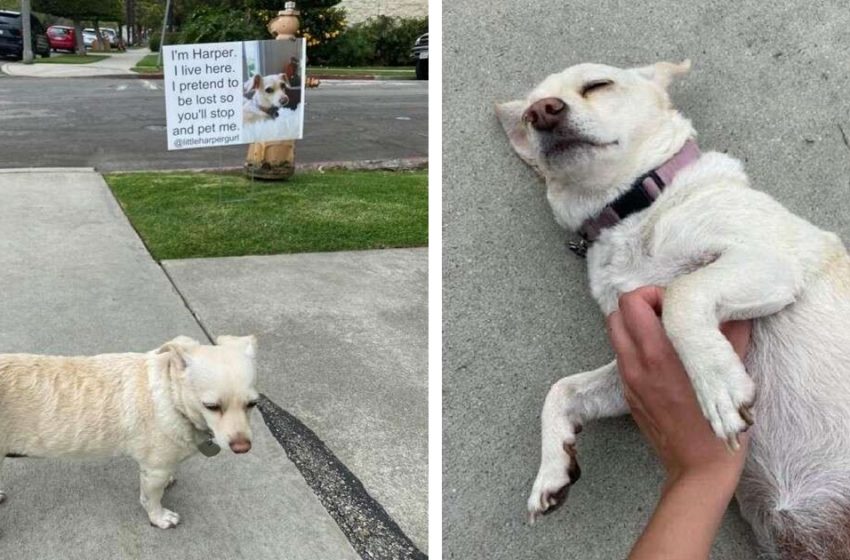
163, 40, 306, 150
164, 42, 243, 150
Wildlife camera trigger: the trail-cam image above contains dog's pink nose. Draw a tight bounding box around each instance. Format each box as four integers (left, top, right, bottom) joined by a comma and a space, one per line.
229, 437, 252, 454
523, 97, 567, 131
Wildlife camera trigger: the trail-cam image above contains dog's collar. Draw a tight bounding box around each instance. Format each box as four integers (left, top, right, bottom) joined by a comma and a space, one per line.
176, 409, 221, 457
575, 140, 701, 248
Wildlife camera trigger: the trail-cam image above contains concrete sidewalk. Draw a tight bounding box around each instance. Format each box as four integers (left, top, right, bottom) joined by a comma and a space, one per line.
1, 48, 150, 78
164, 248, 429, 551
444, 1, 850, 559
0, 169, 359, 560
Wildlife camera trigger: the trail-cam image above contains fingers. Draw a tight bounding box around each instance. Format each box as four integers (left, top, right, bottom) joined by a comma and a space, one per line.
606, 309, 636, 360
719, 320, 752, 359
617, 287, 670, 357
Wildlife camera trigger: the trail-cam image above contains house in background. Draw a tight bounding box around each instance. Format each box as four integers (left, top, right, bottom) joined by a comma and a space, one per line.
338, 0, 427, 23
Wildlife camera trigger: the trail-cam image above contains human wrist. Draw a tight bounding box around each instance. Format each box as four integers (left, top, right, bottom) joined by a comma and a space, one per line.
666, 462, 741, 498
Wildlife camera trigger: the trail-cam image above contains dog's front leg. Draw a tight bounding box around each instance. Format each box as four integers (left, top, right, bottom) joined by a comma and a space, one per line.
139, 465, 180, 529
527, 361, 627, 521
663, 248, 800, 448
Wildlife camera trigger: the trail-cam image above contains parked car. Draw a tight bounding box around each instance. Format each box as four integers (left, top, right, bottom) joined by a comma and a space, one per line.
412, 32, 428, 80
82, 28, 110, 49
81, 28, 98, 48
0, 10, 50, 60
47, 25, 76, 52
101, 27, 121, 49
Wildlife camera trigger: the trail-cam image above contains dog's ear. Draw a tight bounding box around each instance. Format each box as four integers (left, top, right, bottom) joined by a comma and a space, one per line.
252, 74, 262, 90
156, 336, 200, 371
633, 60, 691, 90
495, 100, 537, 167
279, 73, 290, 88
216, 335, 257, 359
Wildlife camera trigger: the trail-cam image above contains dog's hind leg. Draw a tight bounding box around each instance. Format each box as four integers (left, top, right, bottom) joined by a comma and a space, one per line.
662, 248, 800, 448
139, 464, 180, 529
527, 361, 627, 522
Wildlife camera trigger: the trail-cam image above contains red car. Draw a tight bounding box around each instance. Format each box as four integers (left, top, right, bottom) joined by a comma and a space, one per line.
47, 25, 75, 52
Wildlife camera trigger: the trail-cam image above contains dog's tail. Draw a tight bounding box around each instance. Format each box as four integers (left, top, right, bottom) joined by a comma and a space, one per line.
738, 463, 850, 560
775, 506, 850, 559
752, 500, 850, 559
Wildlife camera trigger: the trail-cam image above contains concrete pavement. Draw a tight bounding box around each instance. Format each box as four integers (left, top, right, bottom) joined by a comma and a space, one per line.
443, 1, 850, 559
0, 169, 360, 559
163, 248, 429, 551
1, 48, 151, 78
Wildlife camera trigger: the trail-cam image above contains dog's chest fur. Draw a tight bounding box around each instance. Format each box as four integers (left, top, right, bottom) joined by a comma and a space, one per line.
556, 152, 844, 315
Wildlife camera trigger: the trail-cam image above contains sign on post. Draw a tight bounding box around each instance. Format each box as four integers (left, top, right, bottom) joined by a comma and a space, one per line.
163, 39, 306, 150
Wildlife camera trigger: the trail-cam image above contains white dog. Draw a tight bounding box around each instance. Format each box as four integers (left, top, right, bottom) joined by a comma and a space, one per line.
497, 60, 850, 559
0, 335, 260, 529
243, 73, 291, 125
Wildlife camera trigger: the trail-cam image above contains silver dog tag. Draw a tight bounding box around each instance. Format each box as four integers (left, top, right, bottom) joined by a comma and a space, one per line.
198, 440, 221, 457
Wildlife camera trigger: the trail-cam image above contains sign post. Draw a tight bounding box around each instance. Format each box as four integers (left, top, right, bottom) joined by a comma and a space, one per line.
244, 3, 300, 181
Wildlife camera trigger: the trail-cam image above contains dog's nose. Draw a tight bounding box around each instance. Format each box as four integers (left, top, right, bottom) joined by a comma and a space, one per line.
229, 437, 252, 454
523, 97, 567, 131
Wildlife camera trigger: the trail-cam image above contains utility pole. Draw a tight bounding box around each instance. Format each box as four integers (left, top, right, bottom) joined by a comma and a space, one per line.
21, 0, 33, 64
157, 0, 173, 67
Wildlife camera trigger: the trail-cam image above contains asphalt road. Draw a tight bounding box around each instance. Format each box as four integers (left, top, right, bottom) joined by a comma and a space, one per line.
0, 77, 427, 171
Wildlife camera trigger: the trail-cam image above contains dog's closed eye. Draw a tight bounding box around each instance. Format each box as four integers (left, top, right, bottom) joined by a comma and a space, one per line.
580, 79, 614, 97
247, 401, 258, 409
203, 403, 221, 412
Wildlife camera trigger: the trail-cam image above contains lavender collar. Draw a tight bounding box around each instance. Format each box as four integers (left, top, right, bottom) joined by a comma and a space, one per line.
577, 140, 701, 244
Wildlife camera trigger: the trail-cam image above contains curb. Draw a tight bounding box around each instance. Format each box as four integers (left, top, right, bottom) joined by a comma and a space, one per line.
2, 65, 419, 82
102, 157, 428, 175
0, 167, 96, 174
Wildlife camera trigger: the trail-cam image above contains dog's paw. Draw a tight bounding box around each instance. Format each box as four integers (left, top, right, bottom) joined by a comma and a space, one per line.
527, 441, 581, 523
691, 360, 756, 449
149, 508, 180, 529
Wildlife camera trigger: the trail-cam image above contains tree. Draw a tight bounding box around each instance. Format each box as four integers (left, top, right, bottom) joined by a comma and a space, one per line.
34, 0, 122, 53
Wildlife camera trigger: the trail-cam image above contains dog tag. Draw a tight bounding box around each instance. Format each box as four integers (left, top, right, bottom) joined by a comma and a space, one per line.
568, 239, 588, 258
197, 440, 221, 457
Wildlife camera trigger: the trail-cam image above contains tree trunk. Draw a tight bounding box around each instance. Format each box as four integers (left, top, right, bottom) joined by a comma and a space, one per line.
21, 0, 33, 63
73, 20, 85, 55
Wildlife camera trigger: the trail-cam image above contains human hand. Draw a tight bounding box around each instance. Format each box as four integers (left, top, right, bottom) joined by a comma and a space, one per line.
606, 287, 752, 486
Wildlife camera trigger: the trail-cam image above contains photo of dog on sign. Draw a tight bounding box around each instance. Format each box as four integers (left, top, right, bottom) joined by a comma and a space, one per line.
241, 39, 305, 143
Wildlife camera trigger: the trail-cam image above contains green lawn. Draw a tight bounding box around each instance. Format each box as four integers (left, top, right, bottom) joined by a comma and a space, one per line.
36, 53, 109, 64
308, 66, 415, 78
105, 170, 428, 260
131, 53, 162, 73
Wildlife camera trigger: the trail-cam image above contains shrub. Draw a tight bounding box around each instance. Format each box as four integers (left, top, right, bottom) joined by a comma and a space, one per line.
149, 31, 180, 52
179, 8, 267, 44
311, 15, 428, 67
309, 22, 373, 66
360, 15, 427, 66
299, 7, 347, 51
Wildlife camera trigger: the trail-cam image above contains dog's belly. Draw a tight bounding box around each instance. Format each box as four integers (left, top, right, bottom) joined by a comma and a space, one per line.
736, 269, 850, 552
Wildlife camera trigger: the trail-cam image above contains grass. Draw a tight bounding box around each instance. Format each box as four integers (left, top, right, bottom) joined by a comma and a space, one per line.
131, 53, 162, 73
307, 66, 415, 78
105, 170, 428, 260
36, 53, 109, 64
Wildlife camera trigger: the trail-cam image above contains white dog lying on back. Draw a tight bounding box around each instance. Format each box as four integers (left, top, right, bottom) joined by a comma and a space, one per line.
497, 60, 850, 559
0, 335, 259, 529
